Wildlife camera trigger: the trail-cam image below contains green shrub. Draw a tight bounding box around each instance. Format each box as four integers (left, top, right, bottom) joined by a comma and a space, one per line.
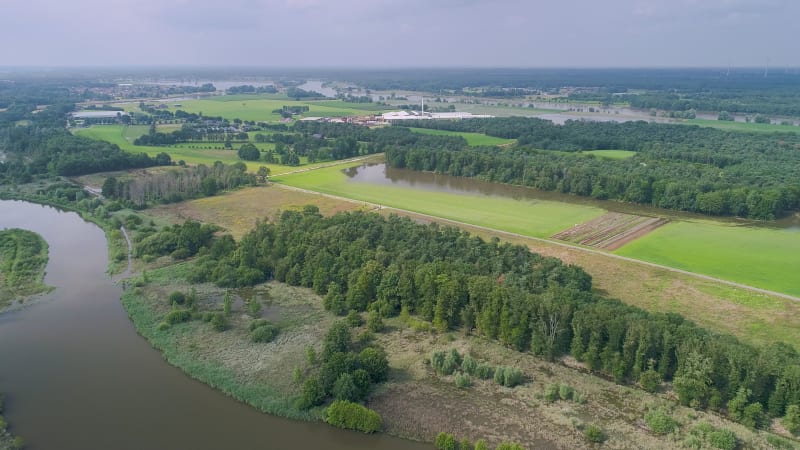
165, 309, 191, 325
210, 312, 226, 331
639, 368, 662, 393
0, 415, 6, 430
494, 366, 524, 387
435, 432, 457, 450
495, 443, 525, 450
324, 400, 382, 433
474, 440, 488, 450
167, 291, 186, 305
250, 323, 279, 343
346, 309, 363, 327
366, 309, 384, 333
741, 402, 765, 429
559, 384, 574, 401
544, 384, 559, 403
156, 321, 169, 331
584, 424, 606, 443
459, 438, 472, 450
707, 429, 736, 450
461, 354, 477, 375
299, 377, 325, 409
247, 299, 262, 318
12, 436, 24, 450
249, 319, 270, 331
644, 407, 677, 435
359, 346, 389, 382
782, 404, 800, 434
332, 373, 361, 402
474, 363, 494, 379
455, 372, 472, 389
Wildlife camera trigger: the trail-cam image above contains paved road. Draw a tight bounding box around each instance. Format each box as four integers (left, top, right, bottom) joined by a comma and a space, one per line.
276, 183, 800, 303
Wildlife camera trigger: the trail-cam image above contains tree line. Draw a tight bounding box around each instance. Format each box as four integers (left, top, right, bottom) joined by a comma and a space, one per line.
101, 161, 257, 207
134, 208, 800, 428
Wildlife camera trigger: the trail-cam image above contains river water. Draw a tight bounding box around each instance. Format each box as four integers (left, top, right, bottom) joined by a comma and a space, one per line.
0, 200, 427, 450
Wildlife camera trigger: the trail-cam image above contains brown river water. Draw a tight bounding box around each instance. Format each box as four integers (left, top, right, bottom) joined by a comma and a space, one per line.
0, 200, 428, 450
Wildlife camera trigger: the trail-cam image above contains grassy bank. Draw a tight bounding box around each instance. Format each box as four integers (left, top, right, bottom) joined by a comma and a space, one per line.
0, 228, 52, 312
274, 163, 604, 238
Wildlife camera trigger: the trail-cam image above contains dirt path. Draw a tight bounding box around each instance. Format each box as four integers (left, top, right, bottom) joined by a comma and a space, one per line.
276, 183, 800, 303
114, 226, 134, 281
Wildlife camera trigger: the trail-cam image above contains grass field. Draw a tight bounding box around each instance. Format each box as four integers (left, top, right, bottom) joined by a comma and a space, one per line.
74, 125, 320, 174
407, 127, 515, 146
615, 220, 800, 297
274, 162, 604, 238
156, 97, 390, 122
580, 150, 637, 159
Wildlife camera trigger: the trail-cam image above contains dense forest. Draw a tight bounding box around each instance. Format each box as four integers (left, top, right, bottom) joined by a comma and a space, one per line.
387, 118, 800, 219
136, 209, 800, 429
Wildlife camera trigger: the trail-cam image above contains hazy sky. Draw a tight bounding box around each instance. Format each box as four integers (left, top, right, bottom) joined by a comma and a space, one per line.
2, 0, 798, 67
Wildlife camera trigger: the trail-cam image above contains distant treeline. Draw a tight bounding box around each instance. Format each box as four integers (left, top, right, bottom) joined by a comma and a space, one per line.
226, 85, 277, 95
389, 118, 800, 219
141, 209, 800, 428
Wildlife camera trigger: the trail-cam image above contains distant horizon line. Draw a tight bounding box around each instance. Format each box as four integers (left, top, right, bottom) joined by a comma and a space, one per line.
1, 65, 799, 71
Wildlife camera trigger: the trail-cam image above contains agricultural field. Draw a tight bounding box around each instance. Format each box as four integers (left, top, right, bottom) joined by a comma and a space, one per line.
579, 150, 637, 160
552, 212, 667, 250
615, 220, 800, 297
407, 127, 515, 146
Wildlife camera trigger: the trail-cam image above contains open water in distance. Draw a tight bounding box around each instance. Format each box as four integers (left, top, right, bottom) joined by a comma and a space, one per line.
0, 199, 428, 450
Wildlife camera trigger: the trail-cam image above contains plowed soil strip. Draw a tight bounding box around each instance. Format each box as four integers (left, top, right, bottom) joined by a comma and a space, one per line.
552, 212, 667, 250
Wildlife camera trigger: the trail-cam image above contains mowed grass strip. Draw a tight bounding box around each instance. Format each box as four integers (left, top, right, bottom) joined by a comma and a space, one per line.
615, 220, 800, 297
274, 163, 604, 238
407, 127, 515, 146
688, 118, 800, 134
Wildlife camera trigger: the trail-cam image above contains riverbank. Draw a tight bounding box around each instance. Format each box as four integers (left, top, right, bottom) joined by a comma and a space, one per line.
0, 228, 52, 314
0, 394, 24, 450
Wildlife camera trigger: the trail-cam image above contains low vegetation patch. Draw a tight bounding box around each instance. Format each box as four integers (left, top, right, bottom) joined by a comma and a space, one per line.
0, 228, 52, 312
323, 400, 382, 433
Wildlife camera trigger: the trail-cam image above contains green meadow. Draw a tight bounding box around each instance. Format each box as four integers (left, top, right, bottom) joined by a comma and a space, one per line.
274, 163, 604, 238
616, 220, 800, 297
580, 150, 637, 160
407, 127, 515, 146
74, 125, 301, 173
